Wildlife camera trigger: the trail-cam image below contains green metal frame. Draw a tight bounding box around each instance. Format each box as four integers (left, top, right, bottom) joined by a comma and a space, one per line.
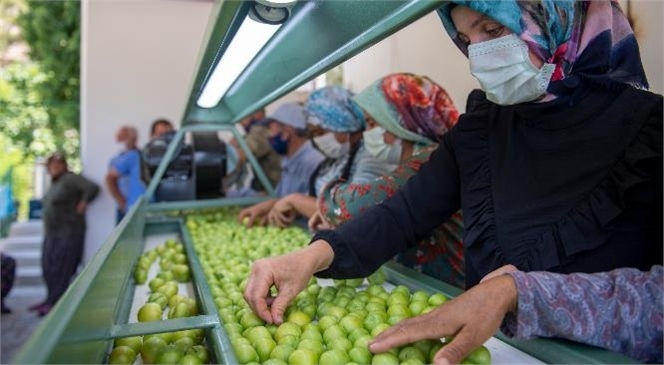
11, 216, 231, 364
143, 123, 276, 201
182, 0, 447, 125
12, 200, 146, 364
180, 219, 238, 365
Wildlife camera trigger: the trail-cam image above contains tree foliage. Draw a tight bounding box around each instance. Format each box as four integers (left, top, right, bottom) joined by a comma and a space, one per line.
17, 0, 80, 137
0, 0, 26, 58
0, 0, 81, 219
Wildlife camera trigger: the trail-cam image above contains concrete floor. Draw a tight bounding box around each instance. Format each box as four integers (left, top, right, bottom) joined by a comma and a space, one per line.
1, 221, 46, 363
1, 286, 47, 363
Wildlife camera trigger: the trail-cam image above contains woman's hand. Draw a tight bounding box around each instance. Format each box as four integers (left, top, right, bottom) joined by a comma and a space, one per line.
244, 241, 335, 324
369, 275, 518, 365
308, 210, 332, 233
267, 197, 296, 228
238, 199, 276, 227
76, 201, 88, 215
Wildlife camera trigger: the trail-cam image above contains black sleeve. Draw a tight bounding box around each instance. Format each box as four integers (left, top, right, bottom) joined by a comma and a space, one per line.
313, 132, 462, 278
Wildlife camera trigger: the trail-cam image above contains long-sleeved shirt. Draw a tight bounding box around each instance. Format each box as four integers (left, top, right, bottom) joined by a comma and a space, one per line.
313, 85, 662, 287
274, 141, 325, 198
42, 171, 99, 237
502, 266, 663, 364
244, 123, 283, 190
318, 144, 465, 288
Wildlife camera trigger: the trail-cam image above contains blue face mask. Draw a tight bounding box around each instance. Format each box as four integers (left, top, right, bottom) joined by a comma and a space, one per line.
269, 134, 289, 155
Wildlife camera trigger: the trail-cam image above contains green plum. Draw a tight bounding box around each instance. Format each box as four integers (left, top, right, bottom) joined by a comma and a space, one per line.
108, 346, 136, 364
349, 346, 373, 364
269, 344, 295, 362
399, 346, 427, 364
319, 349, 351, 365
141, 337, 168, 364
371, 353, 399, 365
288, 349, 319, 365
113, 336, 142, 354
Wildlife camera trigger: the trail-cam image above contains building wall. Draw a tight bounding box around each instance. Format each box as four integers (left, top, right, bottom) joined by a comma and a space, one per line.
343, 37, 394, 95
631, 0, 663, 94
80, 0, 213, 263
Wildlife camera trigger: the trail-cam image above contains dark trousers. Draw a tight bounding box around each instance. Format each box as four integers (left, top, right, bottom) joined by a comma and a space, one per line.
1, 254, 16, 300
116, 209, 125, 225
42, 232, 84, 305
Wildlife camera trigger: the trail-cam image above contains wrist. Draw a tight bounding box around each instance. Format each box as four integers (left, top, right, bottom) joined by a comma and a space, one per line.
495, 275, 518, 314
284, 194, 299, 207
260, 199, 277, 213
302, 240, 334, 274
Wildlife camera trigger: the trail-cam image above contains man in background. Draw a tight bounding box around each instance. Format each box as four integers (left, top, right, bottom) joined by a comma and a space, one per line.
140, 118, 176, 186
228, 108, 283, 196
150, 118, 174, 140
238, 102, 325, 226
29, 152, 99, 316
106, 126, 145, 223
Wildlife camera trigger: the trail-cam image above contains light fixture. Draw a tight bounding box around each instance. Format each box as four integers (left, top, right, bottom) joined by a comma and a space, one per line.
196, 1, 293, 108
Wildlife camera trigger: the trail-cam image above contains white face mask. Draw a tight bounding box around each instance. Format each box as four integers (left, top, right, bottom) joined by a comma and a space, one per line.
313, 132, 350, 159
363, 126, 402, 164
115, 141, 127, 155
469, 34, 555, 105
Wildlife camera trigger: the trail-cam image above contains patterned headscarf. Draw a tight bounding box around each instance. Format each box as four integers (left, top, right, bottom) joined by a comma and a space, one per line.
354, 73, 459, 144
437, 0, 649, 97
305, 86, 365, 133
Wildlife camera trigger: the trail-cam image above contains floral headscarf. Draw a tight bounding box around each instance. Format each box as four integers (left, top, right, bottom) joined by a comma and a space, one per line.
437, 0, 649, 96
354, 73, 459, 144
305, 86, 365, 133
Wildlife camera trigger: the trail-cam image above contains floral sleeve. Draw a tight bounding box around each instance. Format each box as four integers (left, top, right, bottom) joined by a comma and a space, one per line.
502, 266, 663, 364
318, 145, 436, 226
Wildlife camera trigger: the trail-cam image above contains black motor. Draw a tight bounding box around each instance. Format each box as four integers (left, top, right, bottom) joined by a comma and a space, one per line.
142, 131, 227, 202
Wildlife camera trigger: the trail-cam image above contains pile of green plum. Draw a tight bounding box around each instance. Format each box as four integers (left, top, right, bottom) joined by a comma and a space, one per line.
186, 209, 490, 365
108, 239, 211, 364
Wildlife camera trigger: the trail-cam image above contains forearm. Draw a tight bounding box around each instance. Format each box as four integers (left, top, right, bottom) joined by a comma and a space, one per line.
302, 240, 335, 274
312, 200, 411, 279
105, 175, 125, 205
320, 177, 395, 226
255, 199, 277, 214
314, 142, 461, 279
288, 194, 317, 218
502, 266, 663, 363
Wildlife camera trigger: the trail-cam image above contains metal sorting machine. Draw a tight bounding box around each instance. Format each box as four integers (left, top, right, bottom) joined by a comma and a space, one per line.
12, 1, 638, 364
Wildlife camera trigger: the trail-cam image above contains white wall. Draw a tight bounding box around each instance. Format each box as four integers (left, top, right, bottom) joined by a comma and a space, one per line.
631, 0, 663, 94
391, 12, 479, 113
344, 38, 395, 95
80, 0, 213, 263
